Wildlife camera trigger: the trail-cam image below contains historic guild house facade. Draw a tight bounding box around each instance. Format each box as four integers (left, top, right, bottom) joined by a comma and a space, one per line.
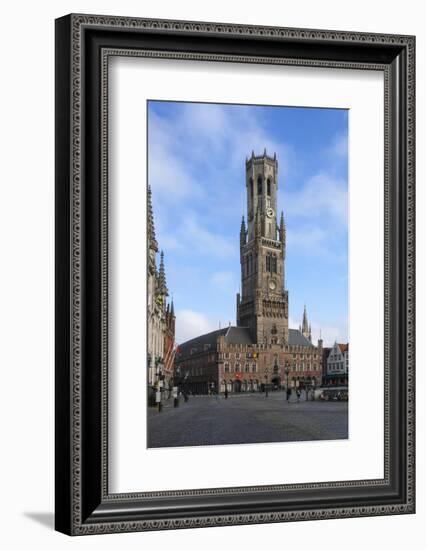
174, 151, 323, 394
147, 186, 175, 398
323, 342, 349, 386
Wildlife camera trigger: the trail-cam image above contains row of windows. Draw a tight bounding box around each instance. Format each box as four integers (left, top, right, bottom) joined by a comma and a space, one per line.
244, 253, 279, 276
224, 362, 257, 373
292, 364, 318, 371
328, 362, 346, 371
223, 352, 319, 360
329, 352, 349, 361
223, 362, 319, 372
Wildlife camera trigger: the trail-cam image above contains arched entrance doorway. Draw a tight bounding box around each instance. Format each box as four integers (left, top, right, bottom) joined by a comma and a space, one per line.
271, 376, 281, 389
234, 379, 242, 393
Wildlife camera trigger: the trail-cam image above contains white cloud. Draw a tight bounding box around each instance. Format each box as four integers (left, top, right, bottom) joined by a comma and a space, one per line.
148, 111, 204, 201
154, 210, 237, 260
283, 172, 348, 228
287, 226, 328, 253
328, 131, 348, 159
210, 270, 235, 289
182, 216, 236, 259
175, 309, 217, 343
149, 102, 297, 270
149, 103, 295, 195
311, 319, 348, 347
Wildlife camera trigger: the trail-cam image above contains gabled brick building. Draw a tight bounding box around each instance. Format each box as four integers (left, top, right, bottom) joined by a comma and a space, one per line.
322, 342, 349, 386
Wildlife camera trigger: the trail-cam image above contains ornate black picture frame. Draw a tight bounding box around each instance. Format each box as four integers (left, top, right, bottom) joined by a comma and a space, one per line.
55, 14, 415, 535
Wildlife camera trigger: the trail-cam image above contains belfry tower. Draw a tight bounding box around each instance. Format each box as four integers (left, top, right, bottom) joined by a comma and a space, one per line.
236, 150, 289, 344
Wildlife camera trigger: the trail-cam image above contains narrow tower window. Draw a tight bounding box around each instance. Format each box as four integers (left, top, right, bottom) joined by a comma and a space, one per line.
257, 176, 262, 195
267, 178, 271, 196
250, 178, 253, 201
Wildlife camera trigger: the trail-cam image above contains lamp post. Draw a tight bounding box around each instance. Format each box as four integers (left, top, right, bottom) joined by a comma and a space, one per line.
273, 356, 279, 390
155, 357, 164, 412
284, 362, 290, 390
173, 365, 181, 407
265, 367, 269, 398
284, 362, 290, 402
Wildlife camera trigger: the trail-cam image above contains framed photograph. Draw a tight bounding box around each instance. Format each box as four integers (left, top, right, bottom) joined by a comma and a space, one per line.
55, 14, 415, 535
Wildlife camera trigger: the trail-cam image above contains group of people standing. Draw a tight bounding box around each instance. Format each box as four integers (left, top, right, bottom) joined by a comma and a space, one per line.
222, 386, 314, 402
286, 387, 314, 403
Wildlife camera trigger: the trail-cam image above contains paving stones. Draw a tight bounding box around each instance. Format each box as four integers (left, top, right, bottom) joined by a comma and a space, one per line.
148, 391, 348, 448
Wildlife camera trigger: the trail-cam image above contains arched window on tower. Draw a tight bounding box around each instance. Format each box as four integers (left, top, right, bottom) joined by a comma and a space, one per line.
267, 178, 271, 196
250, 178, 253, 202
272, 255, 277, 273
257, 176, 262, 195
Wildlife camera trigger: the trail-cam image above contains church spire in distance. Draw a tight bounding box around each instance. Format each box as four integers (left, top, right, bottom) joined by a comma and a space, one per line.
147, 185, 158, 252
158, 250, 168, 297
301, 305, 312, 343
302, 305, 308, 332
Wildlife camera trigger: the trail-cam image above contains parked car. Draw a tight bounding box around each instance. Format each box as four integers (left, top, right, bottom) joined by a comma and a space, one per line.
337, 389, 348, 401
319, 388, 349, 401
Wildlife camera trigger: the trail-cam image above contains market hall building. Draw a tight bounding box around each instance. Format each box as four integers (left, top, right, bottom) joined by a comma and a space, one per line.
174, 151, 323, 394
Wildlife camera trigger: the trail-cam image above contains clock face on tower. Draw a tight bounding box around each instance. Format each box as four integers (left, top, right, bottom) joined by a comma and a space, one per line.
266, 207, 275, 219
268, 279, 276, 291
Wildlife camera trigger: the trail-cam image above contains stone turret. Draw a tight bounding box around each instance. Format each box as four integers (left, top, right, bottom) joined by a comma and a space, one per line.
279, 211, 286, 250
157, 251, 168, 299
147, 185, 158, 253
240, 216, 247, 247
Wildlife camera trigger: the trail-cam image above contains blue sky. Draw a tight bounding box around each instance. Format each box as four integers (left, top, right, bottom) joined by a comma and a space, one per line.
148, 101, 348, 346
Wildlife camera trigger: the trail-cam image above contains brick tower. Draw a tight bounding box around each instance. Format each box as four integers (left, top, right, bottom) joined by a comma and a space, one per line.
236, 150, 289, 344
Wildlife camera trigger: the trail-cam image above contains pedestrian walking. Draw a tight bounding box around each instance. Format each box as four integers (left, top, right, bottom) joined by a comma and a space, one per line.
296, 388, 301, 403
286, 387, 291, 403
224, 387, 228, 399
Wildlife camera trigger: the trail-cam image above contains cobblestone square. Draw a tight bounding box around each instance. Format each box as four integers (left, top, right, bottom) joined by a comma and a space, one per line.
148, 391, 348, 448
